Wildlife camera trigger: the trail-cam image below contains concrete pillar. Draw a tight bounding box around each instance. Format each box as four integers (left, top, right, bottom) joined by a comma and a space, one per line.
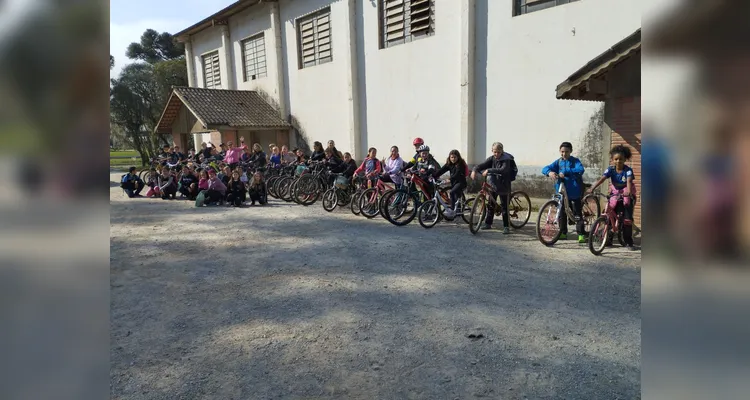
184, 39, 196, 87
344, 0, 362, 159
460, 0, 476, 163
270, 1, 288, 119
220, 25, 235, 89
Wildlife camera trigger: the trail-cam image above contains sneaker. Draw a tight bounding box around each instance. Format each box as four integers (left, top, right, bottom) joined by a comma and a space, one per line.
559, 233, 568, 240
480, 224, 492, 230
502, 227, 510, 234
627, 245, 639, 251
578, 235, 586, 244
444, 209, 455, 219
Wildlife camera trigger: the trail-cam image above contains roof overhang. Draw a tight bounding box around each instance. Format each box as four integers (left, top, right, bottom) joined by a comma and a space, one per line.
154, 90, 207, 134
555, 29, 641, 101
174, 0, 271, 41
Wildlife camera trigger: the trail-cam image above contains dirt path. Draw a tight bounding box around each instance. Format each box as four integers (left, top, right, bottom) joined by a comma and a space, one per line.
110, 173, 640, 399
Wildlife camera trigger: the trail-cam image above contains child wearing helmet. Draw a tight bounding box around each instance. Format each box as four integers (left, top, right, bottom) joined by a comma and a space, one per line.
402, 137, 426, 171
410, 145, 441, 196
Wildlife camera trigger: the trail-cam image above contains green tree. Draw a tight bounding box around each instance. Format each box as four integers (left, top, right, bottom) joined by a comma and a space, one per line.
110, 54, 114, 70
126, 29, 184, 64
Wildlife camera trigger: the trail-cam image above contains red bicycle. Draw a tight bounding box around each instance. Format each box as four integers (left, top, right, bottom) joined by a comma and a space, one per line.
588, 193, 630, 255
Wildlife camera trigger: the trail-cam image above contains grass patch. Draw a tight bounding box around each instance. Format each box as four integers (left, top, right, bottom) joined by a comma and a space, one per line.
110, 150, 139, 158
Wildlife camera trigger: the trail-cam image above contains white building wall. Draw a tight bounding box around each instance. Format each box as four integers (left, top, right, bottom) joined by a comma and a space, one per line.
478, 0, 644, 167
279, 0, 353, 154
190, 27, 224, 89
230, 3, 279, 98
357, 0, 463, 162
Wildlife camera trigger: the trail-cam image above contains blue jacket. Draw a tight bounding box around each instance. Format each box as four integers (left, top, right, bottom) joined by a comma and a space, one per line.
542, 156, 585, 200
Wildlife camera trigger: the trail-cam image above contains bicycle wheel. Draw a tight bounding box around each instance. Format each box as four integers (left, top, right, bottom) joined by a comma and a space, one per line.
266, 176, 279, 199
508, 191, 531, 229
336, 188, 351, 207
350, 191, 362, 215
461, 197, 475, 224
588, 216, 610, 255
536, 200, 562, 246
382, 189, 418, 226
581, 194, 601, 234
279, 177, 294, 202
468, 195, 486, 234
359, 188, 381, 218
379, 189, 396, 218
417, 200, 441, 229
322, 188, 337, 212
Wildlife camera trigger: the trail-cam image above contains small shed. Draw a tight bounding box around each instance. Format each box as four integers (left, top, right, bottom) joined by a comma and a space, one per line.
155, 87, 292, 152
555, 29, 642, 226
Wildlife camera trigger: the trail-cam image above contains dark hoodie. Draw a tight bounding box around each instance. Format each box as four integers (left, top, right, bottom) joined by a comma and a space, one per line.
473, 152, 516, 195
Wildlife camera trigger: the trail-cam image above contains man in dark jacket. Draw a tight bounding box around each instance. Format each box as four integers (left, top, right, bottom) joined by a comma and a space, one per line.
471, 142, 517, 233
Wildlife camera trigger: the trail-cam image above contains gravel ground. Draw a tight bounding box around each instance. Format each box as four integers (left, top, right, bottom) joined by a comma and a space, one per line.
110, 173, 641, 399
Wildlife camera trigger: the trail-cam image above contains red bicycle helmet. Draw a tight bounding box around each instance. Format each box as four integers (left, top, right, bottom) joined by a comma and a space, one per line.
412, 137, 424, 146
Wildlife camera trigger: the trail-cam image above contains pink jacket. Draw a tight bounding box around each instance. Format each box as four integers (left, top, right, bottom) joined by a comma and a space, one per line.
223, 146, 245, 165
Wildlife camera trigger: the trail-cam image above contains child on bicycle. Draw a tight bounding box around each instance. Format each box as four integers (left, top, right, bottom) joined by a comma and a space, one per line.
381, 146, 404, 188
435, 149, 468, 218
588, 145, 638, 250
409, 145, 440, 199
542, 142, 586, 243
472, 142, 516, 234
354, 147, 382, 187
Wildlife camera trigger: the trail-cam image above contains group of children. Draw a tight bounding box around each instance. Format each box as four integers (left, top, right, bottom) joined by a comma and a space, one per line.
120, 163, 267, 207
119, 136, 638, 249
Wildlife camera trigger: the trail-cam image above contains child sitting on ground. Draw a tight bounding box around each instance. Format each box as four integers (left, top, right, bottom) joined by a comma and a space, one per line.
247, 172, 267, 205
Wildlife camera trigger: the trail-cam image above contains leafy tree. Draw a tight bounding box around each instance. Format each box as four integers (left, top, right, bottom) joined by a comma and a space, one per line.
110, 54, 114, 70
126, 29, 185, 64
109, 58, 188, 165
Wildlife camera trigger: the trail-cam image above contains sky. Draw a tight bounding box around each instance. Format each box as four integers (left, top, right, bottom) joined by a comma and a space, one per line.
110, 0, 236, 80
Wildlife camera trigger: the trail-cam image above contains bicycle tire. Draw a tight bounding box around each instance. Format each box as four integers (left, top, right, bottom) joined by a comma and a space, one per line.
350, 191, 362, 215
461, 197, 475, 224
417, 200, 441, 229
588, 216, 609, 255
508, 191, 531, 229
382, 189, 418, 226
359, 188, 381, 218
337, 188, 351, 206
322, 188, 337, 212
581, 194, 601, 234
536, 200, 562, 246
469, 194, 486, 234
379, 189, 395, 218
266, 176, 279, 199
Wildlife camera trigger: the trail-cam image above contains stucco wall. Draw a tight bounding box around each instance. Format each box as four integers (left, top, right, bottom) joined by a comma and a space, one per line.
279, 0, 352, 155
357, 0, 462, 163
230, 3, 279, 97
477, 0, 644, 167
191, 26, 225, 89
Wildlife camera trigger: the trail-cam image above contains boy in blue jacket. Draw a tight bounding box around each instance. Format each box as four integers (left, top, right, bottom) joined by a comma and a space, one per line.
542, 142, 586, 243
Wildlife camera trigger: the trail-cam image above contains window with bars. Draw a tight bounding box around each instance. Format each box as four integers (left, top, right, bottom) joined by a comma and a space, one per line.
513, 0, 580, 17
202, 51, 221, 89
296, 7, 332, 69
379, 0, 435, 49
241, 33, 267, 81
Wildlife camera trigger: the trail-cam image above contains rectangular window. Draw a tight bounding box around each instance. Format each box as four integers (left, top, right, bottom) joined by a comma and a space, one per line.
241, 33, 267, 81
513, 0, 580, 17
296, 7, 332, 69
379, 0, 435, 49
202, 51, 221, 89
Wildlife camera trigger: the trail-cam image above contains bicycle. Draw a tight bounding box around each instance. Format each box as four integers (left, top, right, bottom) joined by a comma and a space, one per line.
359, 175, 397, 218
536, 178, 601, 246
350, 175, 373, 216
468, 173, 532, 234
588, 193, 632, 255
380, 171, 434, 226
417, 176, 475, 228
321, 173, 353, 212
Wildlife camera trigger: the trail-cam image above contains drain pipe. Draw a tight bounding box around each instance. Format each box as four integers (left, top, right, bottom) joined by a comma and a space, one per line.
460, 0, 476, 163
344, 0, 362, 159
269, 0, 288, 120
